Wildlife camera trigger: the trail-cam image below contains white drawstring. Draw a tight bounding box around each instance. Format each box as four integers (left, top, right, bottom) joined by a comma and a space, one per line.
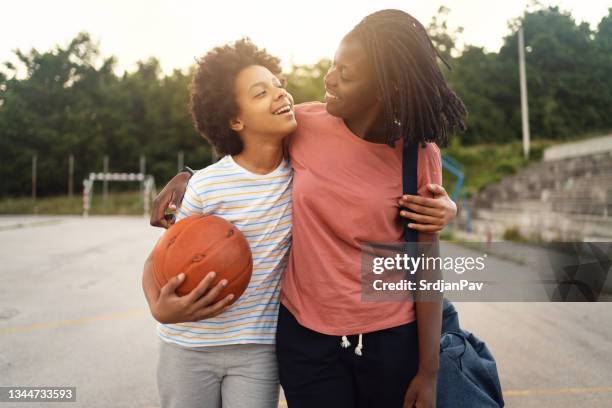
341, 335, 351, 348
340, 334, 364, 356
354, 334, 363, 356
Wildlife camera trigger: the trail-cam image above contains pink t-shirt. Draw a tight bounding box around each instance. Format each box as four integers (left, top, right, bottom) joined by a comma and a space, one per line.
280, 102, 442, 335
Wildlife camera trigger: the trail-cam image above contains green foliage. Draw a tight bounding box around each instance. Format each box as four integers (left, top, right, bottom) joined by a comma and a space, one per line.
446, 6, 612, 144
502, 227, 529, 243
442, 139, 554, 195
0, 191, 143, 215
502, 228, 546, 244
1, 5, 612, 198
0, 34, 211, 197
427, 6, 465, 62
284, 59, 331, 104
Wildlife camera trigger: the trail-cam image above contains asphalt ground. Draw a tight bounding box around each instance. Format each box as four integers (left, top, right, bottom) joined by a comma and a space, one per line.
1, 216, 611, 407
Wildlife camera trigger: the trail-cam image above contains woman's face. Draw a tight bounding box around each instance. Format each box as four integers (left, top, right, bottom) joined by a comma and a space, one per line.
324, 37, 380, 120
232, 65, 297, 138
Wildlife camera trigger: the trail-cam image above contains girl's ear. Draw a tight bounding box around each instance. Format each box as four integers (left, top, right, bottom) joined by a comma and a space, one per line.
230, 118, 244, 132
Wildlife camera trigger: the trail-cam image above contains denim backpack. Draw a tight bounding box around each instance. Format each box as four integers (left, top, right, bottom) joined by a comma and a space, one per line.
402, 141, 504, 407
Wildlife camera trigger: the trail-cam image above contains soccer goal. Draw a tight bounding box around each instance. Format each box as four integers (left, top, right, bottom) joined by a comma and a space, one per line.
82, 172, 157, 217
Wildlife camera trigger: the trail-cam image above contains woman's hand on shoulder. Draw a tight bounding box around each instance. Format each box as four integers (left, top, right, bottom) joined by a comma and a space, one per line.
398, 184, 457, 233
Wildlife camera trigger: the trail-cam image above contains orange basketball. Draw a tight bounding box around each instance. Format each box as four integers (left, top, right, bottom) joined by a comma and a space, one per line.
152, 214, 253, 302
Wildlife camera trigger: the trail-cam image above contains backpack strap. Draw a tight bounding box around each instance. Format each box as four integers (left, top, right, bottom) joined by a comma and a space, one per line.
402, 140, 419, 243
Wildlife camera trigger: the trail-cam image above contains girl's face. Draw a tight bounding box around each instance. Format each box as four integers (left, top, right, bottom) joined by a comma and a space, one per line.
324, 37, 380, 121
231, 65, 296, 139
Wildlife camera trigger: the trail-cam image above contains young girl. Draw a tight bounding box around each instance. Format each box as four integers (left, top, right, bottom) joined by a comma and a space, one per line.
149, 9, 464, 408
142, 39, 296, 408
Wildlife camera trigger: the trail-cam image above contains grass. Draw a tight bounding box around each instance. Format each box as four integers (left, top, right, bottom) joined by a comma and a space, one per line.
0, 191, 145, 215
442, 139, 555, 196
502, 227, 529, 243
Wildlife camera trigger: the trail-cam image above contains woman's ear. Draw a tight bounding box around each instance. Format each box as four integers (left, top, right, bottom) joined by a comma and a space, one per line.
230, 118, 244, 132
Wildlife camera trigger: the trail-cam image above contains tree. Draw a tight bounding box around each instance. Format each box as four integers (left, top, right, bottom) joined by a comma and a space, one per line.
0, 33, 119, 196
427, 6, 464, 62
499, 6, 604, 139
284, 59, 331, 104
2, 8, 612, 197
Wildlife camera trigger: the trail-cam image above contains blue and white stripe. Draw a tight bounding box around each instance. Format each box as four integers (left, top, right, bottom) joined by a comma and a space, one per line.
158, 155, 292, 347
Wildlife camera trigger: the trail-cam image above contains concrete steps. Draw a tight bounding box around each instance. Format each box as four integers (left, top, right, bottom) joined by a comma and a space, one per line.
464, 137, 612, 241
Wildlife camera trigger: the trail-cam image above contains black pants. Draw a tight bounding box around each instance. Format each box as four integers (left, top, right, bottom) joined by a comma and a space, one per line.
276, 304, 419, 408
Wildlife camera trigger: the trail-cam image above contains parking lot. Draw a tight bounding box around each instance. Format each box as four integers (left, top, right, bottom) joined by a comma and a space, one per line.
1, 216, 611, 407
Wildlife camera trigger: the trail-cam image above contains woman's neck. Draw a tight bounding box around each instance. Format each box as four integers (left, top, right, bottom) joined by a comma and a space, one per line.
343, 106, 388, 144
232, 139, 284, 175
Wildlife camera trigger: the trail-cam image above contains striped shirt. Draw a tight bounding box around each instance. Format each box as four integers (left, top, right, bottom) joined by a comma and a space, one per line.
157, 155, 293, 347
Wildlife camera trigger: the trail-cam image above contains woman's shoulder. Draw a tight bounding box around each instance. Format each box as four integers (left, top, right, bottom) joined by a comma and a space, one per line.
419, 142, 441, 158
417, 142, 443, 190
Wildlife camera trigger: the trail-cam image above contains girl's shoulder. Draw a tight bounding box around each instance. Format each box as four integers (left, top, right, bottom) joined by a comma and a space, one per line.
295, 101, 327, 116
189, 156, 236, 187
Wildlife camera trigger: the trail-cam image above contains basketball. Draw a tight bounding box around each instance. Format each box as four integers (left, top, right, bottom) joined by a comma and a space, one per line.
152, 214, 253, 302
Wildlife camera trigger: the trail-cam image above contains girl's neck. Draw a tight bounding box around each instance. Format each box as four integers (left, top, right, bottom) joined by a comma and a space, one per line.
232, 139, 284, 175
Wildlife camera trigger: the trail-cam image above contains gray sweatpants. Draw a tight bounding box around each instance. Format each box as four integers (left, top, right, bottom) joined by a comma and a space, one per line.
157, 340, 280, 408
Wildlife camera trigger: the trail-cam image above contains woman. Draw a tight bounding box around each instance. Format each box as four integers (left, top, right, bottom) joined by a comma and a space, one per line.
151, 9, 465, 408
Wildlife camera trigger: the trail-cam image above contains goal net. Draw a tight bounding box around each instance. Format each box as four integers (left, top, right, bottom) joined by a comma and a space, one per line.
82, 172, 156, 217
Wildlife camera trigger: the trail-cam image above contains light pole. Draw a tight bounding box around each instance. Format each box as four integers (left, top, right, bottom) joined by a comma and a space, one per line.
518, 25, 531, 159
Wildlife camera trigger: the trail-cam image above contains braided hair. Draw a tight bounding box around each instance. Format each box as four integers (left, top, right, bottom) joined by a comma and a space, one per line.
347, 9, 467, 147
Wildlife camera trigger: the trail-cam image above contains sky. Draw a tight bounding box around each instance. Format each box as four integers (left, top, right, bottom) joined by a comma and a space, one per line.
1, 0, 610, 75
